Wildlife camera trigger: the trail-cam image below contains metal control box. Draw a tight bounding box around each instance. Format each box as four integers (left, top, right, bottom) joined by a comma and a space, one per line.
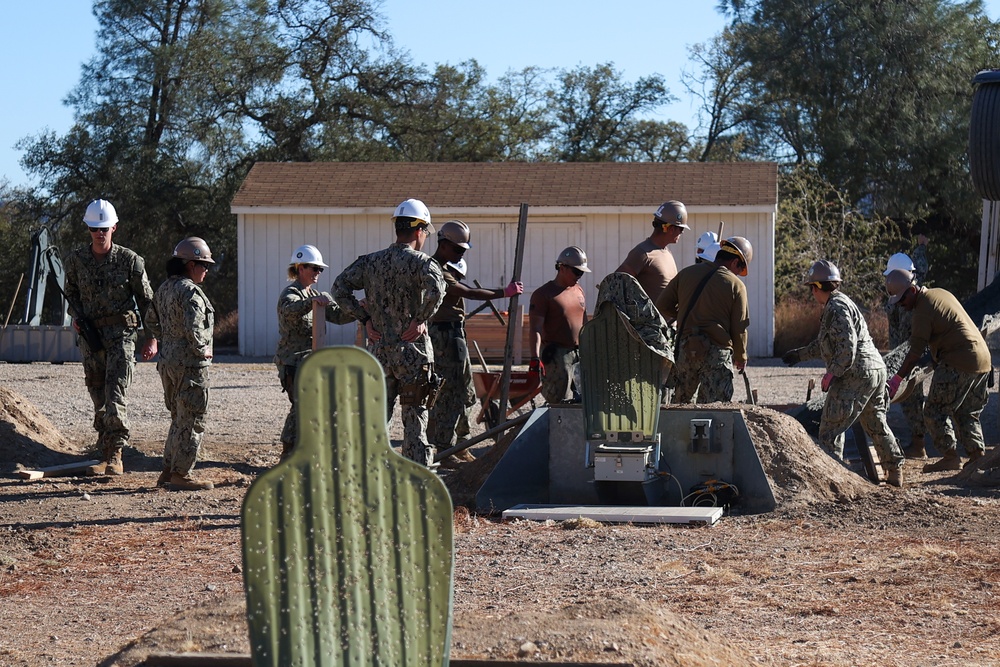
593, 447, 654, 482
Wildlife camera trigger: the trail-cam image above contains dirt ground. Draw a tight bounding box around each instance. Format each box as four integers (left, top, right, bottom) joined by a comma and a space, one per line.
1, 356, 1000, 667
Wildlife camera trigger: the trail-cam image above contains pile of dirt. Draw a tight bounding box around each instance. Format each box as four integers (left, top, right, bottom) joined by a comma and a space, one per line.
0, 387, 81, 473
443, 403, 874, 513
740, 403, 873, 509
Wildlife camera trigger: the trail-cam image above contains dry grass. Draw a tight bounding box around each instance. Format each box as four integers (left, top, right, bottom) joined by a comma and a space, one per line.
774, 296, 891, 355
214, 310, 239, 347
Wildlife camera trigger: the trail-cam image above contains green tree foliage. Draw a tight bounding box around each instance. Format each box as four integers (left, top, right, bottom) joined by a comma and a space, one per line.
715, 0, 1000, 296
776, 163, 901, 308
544, 63, 686, 161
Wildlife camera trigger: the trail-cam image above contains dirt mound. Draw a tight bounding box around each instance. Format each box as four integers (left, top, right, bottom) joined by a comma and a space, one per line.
0, 387, 81, 473
452, 596, 761, 666
443, 404, 874, 512
740, 403, 873, 508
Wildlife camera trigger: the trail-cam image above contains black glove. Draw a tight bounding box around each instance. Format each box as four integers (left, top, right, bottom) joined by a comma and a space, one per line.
781, 349, 801, 367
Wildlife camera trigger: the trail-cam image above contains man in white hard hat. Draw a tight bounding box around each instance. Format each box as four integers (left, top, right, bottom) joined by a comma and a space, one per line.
64, 199, 158, 477
530, 246, 590, 404
274, 244, 355, 462
333, 198, 446, 468
656, 236, 752, 404
885, 269, 990, 474
428, 221, 523, 465
616, 201, 689, 318
783, 261, 904, 486
882, 253, 927, 458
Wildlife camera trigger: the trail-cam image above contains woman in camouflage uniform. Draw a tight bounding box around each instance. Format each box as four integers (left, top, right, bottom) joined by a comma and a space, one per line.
274, 245, 354, 461
146, 238, 216, 491
783, 260, 904, 487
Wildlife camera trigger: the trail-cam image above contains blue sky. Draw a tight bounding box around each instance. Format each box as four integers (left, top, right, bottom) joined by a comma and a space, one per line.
2, 1, 999, 187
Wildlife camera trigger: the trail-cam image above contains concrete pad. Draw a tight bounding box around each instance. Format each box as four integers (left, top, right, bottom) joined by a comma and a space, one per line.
502, 503, 723, 525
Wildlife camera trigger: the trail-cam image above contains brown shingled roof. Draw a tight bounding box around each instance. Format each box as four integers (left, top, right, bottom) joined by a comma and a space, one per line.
231, 162, 777, 209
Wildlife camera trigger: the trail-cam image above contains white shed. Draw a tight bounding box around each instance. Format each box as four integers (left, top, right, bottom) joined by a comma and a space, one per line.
231, 162, 778, 358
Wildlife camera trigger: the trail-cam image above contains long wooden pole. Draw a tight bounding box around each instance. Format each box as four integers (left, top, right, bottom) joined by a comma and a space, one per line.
497, 203, 529, 422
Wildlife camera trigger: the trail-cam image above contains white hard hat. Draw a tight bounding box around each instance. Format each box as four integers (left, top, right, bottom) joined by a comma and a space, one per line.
446, 258, 467, 278
696, 231, 719, 260
701, 242, 721, 263
289, 244, 328, 268
83, 199, 118, 228
391, 198, 433, 232
883, 253, 915, 276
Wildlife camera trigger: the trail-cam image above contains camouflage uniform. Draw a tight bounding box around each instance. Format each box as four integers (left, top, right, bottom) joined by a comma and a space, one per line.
887, 304, 925, 445
333, 244, 445, 466
63, 244, 155, 456
800, 291, 903, 468
924, 363, 989, 458
145, 276, 214, 477
911, 244, 929, 285
274, 281, 354, 454
425, 261, 478, 450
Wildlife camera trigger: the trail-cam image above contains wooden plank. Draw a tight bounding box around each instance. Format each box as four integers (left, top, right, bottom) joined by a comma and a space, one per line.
18, 460, 102, 480
502, 504, 723, 526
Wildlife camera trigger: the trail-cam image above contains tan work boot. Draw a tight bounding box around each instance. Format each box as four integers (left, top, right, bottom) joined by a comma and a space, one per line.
963, 449, 985, 469
105, 449, 124, 476
903, 441, 927, 460
922, 450, 962, 473
155, 467, 171, 487
887, 467, 903, 488
167, 473, 214, 491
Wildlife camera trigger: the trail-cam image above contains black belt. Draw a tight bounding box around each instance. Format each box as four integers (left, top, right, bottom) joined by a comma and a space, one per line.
430, 321, 464, 331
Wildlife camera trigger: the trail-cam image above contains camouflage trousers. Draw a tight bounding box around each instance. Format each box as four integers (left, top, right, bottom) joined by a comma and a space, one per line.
427, 326, 476, 449
900, 382, 926, 442
277, 362, 299, 449
371, 338, 435, 467
541, 345, 579, 404
925, 364, 989, 457
671, 340, 734, 404
820, 367, 903, 468
158, 363, 210, 477
80, 330, 136, 451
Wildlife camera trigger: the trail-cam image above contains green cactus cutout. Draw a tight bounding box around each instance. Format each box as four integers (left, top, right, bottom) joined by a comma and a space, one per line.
241, 346, 454, 666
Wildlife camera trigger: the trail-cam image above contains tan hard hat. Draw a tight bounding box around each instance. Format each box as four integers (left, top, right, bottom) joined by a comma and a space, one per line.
173, 237, 214, 263
719, 236, 752, 276
438, 220, 471, 249
653, 201, 690, 230
556, 246, 591, 272
804, 260, 841, 284
885, 269, 916, 305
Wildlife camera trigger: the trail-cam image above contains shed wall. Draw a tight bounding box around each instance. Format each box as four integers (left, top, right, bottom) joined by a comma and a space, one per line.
238, 210, 775, 359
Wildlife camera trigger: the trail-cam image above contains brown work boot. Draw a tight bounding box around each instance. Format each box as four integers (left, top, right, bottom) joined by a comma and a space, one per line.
887, 466, 903, 488
922, 450, 962, 473
105, 449, 124, 476
903, 441, 927, 460
963, 449, 985, 469
167, 473, 214, 491
155, 467, 171, 487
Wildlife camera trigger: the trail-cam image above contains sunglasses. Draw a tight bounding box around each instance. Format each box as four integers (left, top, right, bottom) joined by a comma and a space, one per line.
88, 227, 109, 233
305, 265, 324, 273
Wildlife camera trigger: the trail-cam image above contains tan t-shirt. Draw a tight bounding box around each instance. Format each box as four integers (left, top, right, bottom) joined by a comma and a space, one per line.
529, 280, 586, 348
909, 287, 990, 373
431, 259, 464, 323
617, 238, 677, 308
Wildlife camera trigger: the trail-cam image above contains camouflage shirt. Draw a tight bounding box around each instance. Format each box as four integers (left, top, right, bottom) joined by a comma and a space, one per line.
911, 244, 929, 284
63, 243, 155, 337
801, 291, 884, 377
146, 276, 214, 367
274, 281, 354, 366
332, 243, 445, 348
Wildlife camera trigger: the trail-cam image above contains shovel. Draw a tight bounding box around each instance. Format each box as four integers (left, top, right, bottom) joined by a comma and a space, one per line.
740, 368, 757, 405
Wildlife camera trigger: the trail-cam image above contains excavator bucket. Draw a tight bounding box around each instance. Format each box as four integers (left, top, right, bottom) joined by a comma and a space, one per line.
241, 346, 454, 667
